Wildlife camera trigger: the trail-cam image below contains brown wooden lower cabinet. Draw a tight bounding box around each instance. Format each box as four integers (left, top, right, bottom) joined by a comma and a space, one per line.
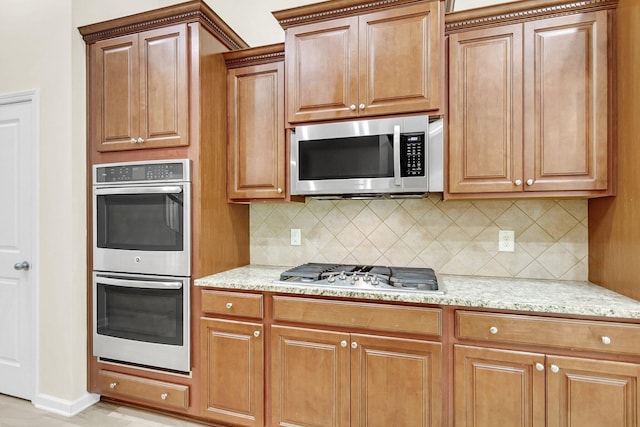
454, 345, 640, 427
200, 318, 264, 427
271, 325, 442, 427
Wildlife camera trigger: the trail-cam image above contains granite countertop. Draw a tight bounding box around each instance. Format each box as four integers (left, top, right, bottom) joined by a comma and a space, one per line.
195, 265, 640, 320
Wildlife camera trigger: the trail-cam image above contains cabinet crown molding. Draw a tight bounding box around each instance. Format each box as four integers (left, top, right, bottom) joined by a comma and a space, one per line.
223, 43, 285, 69
78, 0, 248, 50
445, 0, 617, 32
273, 0, 440, 29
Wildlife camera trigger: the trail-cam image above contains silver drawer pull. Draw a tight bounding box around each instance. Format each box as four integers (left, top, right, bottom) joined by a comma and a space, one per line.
109, 382, 117, 389
351, 341, 358, 349
225, 302, 233, 309
340, 340, 347, 348
535, 363, 544, 371
253, 331, 260, 338
550, 364, 560, 373
160, 393, 168, 400
601, 336, 612, 345
489, 326, 498, 335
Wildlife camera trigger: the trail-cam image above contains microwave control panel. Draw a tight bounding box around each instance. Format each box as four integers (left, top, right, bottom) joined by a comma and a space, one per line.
400, 133, 425, 177
94, 160, 189, 184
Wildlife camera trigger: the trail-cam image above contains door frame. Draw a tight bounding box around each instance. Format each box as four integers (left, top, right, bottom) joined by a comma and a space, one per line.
0, 89, 40, 401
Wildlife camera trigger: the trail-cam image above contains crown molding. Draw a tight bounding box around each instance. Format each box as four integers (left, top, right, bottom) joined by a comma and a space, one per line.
445, 0, 618, 33
223, 43, 285, 69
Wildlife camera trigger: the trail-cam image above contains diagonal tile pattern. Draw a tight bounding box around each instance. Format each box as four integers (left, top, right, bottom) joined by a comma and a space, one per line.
250, 195, 588, 281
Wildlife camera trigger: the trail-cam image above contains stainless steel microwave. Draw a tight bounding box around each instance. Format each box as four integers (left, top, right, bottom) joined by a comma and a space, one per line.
290, 115, 443, 198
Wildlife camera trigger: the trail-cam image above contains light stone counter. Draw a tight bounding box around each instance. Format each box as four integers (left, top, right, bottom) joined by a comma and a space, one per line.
195, 265, 640, 320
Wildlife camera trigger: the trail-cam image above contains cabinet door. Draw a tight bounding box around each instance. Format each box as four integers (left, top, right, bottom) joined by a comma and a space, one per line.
546, 356, 640, 427
454, 345, 545, 427
228, 61, 286, 200
285, 17, 359, 123
271, 325, 350, 427
201, 318, 264, 427
351, 334, 442, 427
523, 11, 608, 192
448, 24, 524, 194
90, 34, 140, 152
138, 24, 189, 149
359, 2, 441, 117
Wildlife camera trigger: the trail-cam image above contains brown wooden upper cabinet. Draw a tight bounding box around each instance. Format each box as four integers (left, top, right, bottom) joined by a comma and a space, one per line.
224, 44, 294, 202
273, 0, 443, 124
447, 0, 616, 198
88, 24, 189, 152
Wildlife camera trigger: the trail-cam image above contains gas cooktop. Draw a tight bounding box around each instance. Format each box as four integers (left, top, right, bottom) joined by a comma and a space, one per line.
276, 263, 442, 293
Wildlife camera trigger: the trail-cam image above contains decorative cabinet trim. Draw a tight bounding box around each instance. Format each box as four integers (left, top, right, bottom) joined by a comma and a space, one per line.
445, 0, 617, 32
79, 1, 248, 49
273, 0, 433, 29
223, 43, 285, 69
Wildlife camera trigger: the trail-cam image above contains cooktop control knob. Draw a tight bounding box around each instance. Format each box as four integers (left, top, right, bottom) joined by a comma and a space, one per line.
327, 274, 336, 283
371, 275, 379, 285
363, 272, 371, 282
338, 271, 347, 280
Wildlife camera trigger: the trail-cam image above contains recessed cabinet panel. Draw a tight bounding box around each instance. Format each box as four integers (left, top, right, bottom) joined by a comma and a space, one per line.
228, 61, 285, 200
360, 2, 441, 117
286, 17, 359, 122
546, 356, 640, 427
140, 26, 188, 147
94, 35, 140, 149
449, 24, 523, 193
524, 12, 608, 191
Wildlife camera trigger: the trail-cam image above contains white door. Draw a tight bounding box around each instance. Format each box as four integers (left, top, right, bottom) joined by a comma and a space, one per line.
0, 91, 37, 400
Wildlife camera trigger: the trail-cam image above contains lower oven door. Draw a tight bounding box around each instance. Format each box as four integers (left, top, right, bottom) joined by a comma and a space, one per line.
93, 272, 190, 373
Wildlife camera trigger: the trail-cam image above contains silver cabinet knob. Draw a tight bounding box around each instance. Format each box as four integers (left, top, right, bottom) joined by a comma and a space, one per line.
109, 382, 117, 389
359, 103, 365, 110
535, 363, 544, 371
351, 341, 358, 349
550, 364, 560, 373
349, 104, 357, 111
137, 137, 144, 143
277, 187, 283, 194
130, 138, 137, 144
340, 340, 348, 348
160, 393, 168, 400
489, 326, 498, 334
14, 261, 30, 271
601, 336, 612, 345
526, 179, 534, 186
253, 331, 260, 338
514, 179, 522, 186
225, 302, 233, 309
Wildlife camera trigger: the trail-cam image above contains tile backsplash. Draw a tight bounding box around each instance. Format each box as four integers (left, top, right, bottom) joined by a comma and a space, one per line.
250, 194, 588, 281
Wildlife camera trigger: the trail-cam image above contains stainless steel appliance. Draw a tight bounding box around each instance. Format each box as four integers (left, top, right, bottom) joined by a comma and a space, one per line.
93, 159, 191, 277
92, 159, 192, 372
290, 115, 443, 198
277, 263, 442, 293
92, 272, 190, 372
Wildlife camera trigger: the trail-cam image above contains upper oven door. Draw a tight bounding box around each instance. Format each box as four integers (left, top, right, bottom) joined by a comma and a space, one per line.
93, 183, 191, 276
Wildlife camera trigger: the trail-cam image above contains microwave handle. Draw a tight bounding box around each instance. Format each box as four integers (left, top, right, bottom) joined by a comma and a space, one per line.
94, 186, 183, 196
95, 275, 183, 290
393, 125, 401, 186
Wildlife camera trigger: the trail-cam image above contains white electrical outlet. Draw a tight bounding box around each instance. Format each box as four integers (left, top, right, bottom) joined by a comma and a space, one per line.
498, 230, 515, 252
290, 228, 301, 246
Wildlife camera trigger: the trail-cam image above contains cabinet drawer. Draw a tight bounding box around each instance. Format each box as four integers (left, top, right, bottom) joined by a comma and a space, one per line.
456, 311, 640, 356
273, 296, 441, 336
97, 370, 189, 410
202, 290, 263, 319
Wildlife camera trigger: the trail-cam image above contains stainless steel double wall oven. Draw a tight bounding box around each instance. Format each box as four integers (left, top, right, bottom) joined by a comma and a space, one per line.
92, 159, 191, 373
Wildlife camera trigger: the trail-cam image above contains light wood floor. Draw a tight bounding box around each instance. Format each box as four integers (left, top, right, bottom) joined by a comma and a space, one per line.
0, 394, 206, 426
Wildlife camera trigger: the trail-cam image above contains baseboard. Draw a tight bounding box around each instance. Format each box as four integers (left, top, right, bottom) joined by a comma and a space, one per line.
33, 392, 100, 417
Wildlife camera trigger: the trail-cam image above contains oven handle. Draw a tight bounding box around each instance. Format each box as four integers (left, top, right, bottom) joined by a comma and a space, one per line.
96, 275, 183, 290
94, 186, 183, 196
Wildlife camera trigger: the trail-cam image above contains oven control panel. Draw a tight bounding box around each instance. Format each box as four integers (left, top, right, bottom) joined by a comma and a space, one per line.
94, 160, 189, 183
